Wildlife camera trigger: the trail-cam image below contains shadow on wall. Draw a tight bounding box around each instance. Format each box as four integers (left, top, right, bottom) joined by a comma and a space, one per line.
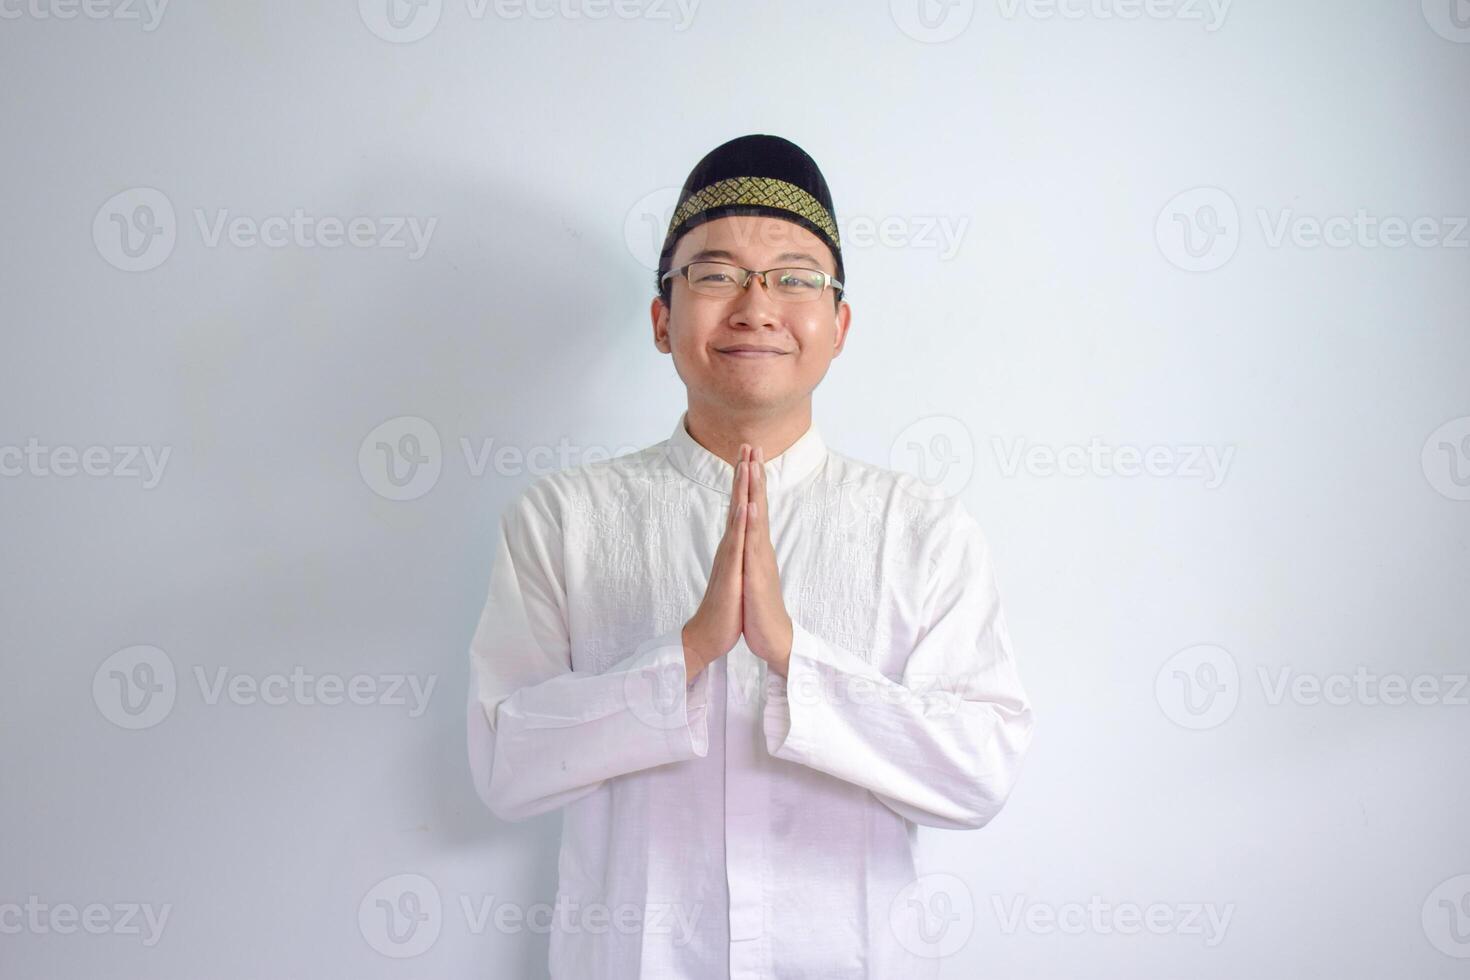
120, 152, 637, 977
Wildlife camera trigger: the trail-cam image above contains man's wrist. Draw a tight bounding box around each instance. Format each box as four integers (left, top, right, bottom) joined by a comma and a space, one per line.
681, 624, 708, 680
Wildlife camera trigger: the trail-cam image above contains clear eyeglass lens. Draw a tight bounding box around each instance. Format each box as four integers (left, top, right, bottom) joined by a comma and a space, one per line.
684, 262, 827, 302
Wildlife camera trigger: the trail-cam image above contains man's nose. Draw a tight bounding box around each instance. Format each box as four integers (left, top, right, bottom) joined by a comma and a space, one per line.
730, 272, 780, 326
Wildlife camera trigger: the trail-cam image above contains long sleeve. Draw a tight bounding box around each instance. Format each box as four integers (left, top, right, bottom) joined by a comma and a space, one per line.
466, 484, 710, 823
761, 504, 1035, 831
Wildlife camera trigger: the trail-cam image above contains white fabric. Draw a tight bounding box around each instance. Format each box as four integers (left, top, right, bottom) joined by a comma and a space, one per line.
467, 410, 1035, 979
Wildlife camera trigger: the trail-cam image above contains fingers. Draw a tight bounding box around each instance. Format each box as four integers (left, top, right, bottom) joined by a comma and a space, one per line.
759, 446, 769, 523
747, 445, 767, 537
726, 444, 741, 531
732, 446, 749, 559
718, 446, 750, 579
738, 445, 750, 518
743, 446, 764, 578
725, 444, 748, 532
695, 445, 752, 662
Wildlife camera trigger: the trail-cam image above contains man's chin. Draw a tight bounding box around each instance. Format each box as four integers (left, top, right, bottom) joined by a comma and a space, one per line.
699, 384, 802, 412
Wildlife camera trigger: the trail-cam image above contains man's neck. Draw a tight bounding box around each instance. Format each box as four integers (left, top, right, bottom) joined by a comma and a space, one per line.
683, 400, 813, 467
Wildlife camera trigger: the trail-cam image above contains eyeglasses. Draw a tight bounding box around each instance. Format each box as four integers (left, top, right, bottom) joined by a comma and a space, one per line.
661, 261, 843, 303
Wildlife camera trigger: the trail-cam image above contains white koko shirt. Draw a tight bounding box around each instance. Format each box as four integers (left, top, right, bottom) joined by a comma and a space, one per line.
466, 410, 1035, 979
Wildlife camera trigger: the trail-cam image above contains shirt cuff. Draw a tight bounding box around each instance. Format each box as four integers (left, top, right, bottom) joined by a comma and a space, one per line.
622, 626, 711, 760
762, 619, 876, 761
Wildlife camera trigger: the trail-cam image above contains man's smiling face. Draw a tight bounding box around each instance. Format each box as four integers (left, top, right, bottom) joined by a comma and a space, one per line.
651, 214, 852, 416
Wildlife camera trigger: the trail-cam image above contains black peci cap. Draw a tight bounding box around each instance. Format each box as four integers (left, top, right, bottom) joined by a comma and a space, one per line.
657, 134, 843, 296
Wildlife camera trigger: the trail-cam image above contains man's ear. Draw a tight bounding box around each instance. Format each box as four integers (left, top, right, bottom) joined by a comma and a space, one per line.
830, 299, 852, 358
651, 295, 672, 353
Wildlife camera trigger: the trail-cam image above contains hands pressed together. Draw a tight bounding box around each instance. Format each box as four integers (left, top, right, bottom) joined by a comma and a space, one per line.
681, 444, 794, 682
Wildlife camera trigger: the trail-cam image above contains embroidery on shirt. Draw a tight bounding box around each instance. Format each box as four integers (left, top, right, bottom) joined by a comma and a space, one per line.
792, 477, 886, 664
570, 469, 700, 674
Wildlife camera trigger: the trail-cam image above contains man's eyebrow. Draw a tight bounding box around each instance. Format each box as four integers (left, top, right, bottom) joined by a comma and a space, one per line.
774, 251, 826, 266
687, 249, 739, 262
686, 249, 828, 267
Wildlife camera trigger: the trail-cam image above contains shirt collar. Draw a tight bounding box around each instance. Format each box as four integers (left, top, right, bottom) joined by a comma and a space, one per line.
665, 409, 827, 496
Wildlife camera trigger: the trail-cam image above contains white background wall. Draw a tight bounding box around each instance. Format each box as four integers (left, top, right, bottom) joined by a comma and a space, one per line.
2, 1, 1468, 977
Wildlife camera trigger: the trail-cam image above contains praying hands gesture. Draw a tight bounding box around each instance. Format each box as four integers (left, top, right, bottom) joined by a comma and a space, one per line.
681, 445, 795, 681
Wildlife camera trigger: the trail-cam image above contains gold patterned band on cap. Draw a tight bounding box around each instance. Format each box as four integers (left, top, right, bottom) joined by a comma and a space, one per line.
665, 175, 840, 250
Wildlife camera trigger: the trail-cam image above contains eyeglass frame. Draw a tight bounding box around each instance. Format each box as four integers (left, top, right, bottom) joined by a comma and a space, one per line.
660, 261, 844, 302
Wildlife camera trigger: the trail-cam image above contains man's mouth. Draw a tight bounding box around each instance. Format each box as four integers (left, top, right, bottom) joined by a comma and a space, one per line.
716, 346, 789, 358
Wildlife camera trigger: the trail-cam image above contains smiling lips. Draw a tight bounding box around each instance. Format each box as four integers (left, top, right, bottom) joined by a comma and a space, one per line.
717, 345, 790, 358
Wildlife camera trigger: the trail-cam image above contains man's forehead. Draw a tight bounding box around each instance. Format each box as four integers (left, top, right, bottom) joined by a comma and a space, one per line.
671, 215, 833, 269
